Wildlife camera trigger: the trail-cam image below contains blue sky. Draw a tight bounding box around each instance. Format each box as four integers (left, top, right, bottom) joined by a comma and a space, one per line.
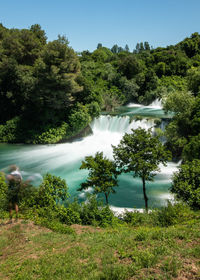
1, 0, 200, 52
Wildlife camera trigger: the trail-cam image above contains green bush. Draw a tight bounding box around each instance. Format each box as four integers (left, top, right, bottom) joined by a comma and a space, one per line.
122, 210, 151, 226
68, 103, 91, 135
55, 203, 82, 225
32, 122, 68, 144
18, 183, 39, 210
36, 173, 69, 209
171, 160, 200, 209
86, 101, 101, 118
0, 117, 21, 143
79, 195, 116, 226
154, 201, 193, 227
0, 172, 8, 211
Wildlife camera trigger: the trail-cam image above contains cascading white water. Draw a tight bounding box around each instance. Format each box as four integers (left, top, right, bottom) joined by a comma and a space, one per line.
147, 99, 163, 109
91, 115, 155, 134
127, 98, 162, 109
0, 115, 155, 178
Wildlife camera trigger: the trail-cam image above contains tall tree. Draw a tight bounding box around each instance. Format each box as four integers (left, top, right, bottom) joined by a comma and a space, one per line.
29, 35, 82, 124
135, 43, 140, 53
125, 44, 130, 52
139, 42, 144, 52
97, 43, 102, 49
118, 55, 143, 80
111, 44, 119, 54
78, 152, 119, 204
163, 90, 196, 158
113, 128, 171, 211
30, 24, 47, 45
144, 41, 150, 51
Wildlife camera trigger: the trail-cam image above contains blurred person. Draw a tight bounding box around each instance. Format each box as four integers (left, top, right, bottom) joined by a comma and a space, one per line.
6, 165, 22, 222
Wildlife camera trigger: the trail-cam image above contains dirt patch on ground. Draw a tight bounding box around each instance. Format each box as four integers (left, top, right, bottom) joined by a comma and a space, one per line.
0, 219, 51, 233
177, 260, 200, 280
70, 224, 102, 235
0, 219, 52, 260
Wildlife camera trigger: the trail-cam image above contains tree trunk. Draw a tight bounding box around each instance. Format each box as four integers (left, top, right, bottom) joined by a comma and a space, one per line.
105, 193, 109, 204
142, 176, 148, 212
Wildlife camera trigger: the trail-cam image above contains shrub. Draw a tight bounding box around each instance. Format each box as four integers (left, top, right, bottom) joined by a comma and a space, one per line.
0, 172, 8, 211
32, 122, 68, 144
79, 195, 116, 226
154, 201, 193, 227
68, 103, 91, 135
171, 160, 200, 209
36, 173, 69, 209
0, 117, 21, 143
122, 210, 151, 226
55, 203, 82, 225
18, 183, 39, 210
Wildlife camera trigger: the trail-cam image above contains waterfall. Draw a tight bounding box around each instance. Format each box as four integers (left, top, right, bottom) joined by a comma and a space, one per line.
4, 115, 154, 172
90, 115, 155, 134
148, 99, 162, 109
0, 115, 156, 183
127, 98, 162, 109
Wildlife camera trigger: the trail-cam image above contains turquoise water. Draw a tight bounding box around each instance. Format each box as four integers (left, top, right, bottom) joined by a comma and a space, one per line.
0, 101, 178, 210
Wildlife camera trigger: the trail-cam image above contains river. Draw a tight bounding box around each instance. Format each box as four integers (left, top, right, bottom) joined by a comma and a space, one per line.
0, 100, 178, 212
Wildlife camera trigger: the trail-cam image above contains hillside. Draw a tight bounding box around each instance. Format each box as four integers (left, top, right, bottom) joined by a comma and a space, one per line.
0, 217, 199, 280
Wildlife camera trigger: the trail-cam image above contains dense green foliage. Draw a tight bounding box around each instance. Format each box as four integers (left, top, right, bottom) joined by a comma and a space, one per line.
0, 25, 92, 143
1, 25, 200, 143
0, 169, 198, 229
0, 172, 8, 211
78, 152, 119, 204
0, 172, 120, 227
113, 128, 171, 211
171, 160, 200, 209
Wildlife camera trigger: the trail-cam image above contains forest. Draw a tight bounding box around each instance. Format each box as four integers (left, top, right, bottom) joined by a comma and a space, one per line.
0, 23, 199, 154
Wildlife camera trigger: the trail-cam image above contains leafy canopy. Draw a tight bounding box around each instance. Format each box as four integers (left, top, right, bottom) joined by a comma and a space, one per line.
171, 160, 200, 209
37, 173, 69, 208
113, 128, 171, 181
113, 128, 171, 211
78, 152, 119, 204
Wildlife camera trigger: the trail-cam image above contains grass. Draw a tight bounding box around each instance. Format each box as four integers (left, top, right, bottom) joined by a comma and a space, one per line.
0, 216, 200, 280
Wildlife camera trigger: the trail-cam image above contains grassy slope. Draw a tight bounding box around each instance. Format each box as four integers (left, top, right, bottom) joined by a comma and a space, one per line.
0, 218, 199, 280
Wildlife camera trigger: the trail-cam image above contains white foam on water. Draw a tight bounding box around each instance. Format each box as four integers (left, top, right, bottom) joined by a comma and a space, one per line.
127, 99, 162, 110
147, 99, 163, 109
127, 103, 143, 108
110, 206, 145, 216
13, 115, 155, 171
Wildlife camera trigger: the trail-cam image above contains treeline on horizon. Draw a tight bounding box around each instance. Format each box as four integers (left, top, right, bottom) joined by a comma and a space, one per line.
0, 23, 200, 159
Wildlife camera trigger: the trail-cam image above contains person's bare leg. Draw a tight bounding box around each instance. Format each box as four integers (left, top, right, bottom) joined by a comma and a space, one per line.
15, 203, 19, 221
9, 203, 13, 223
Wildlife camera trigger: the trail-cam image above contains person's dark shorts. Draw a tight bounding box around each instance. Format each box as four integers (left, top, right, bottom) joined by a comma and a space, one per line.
8, 181, 21, 204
